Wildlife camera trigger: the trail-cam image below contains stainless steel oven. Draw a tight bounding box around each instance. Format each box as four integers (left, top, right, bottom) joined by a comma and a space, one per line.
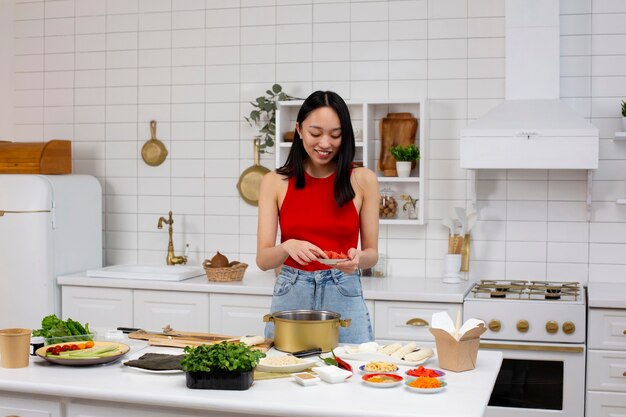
464, 280, 586, 417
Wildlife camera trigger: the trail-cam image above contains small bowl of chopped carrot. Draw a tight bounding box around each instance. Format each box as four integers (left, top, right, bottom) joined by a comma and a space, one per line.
405, 377, 447, 394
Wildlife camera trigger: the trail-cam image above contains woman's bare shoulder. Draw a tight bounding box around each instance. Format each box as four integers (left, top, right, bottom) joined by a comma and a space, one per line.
261, 170, 289, 188
352, 166, 378, 185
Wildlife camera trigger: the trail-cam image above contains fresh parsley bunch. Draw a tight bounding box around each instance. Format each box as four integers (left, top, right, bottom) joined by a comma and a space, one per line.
181, 342, 266, 373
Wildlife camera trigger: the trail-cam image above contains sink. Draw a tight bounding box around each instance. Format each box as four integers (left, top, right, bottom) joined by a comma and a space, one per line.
86, 265, 205, 281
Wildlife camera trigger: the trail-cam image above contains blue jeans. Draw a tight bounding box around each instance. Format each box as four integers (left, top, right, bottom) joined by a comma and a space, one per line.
265, 265, 373, 344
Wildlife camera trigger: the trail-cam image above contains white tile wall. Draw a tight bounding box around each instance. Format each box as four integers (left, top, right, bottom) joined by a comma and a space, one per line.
7, 0, 626, 282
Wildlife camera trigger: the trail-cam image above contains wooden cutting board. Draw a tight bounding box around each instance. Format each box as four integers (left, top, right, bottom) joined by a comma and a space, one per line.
0, 140, 72, 174
128, 330, 273, 352
378, 113, 418, 176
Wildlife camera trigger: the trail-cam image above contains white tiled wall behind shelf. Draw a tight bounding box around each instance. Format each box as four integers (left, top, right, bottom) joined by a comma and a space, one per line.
6, 0, 626, 283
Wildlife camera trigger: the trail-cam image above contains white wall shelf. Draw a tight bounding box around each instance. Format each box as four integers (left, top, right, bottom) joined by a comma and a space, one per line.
276, 99, 427, 226
614, 132, 626, 140
617, 199, 626, 205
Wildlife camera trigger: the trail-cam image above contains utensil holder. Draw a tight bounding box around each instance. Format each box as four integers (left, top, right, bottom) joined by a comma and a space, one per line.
460, 234, 470, 272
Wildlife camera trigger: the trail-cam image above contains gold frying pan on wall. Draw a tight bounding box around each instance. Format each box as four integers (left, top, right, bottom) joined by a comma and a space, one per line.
237, 138, 270, 206
141, 120, 168, 166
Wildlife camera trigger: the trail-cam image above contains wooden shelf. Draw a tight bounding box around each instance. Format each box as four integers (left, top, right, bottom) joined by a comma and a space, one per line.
379, 218, 424, 226
276, 99, 428, 226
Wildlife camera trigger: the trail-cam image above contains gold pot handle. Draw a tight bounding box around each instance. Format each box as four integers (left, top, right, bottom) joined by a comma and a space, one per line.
406, 318, 429, 327
339, 319, 352, 328
262, 314, 274, 323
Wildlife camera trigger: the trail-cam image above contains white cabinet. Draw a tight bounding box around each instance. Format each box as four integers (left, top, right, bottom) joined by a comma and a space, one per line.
134, 290, 209, 333
374, 301, 459, 342
209, 293, 272, 336
586, 308, 626, 415
276, 99, 427, 225
0, 393, 62, 417
62, 286, 133, 328
66, 401, 222, 417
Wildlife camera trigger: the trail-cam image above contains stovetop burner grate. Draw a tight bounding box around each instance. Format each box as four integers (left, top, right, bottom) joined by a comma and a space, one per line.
470, 280, 581, 301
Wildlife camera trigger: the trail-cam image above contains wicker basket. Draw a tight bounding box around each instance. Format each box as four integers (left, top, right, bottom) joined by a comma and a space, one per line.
202, 262, 248, 282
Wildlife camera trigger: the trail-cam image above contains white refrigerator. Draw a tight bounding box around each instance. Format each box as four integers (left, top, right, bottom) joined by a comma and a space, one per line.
0, 174, 102, 329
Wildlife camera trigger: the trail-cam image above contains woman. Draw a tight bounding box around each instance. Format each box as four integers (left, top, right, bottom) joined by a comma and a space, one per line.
256, 90, 379, 343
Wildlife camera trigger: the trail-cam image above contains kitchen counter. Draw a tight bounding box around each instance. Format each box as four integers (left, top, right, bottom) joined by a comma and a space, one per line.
58, 269, 473, 303
0, 341, 502, 417
586, 281, 626, 308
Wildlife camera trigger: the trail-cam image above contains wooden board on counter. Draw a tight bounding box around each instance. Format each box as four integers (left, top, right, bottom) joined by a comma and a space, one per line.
128, 330, 273, 352
0, 140, 72, 174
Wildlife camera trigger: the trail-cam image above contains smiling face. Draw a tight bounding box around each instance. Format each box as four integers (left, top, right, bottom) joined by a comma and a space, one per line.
296, 106, 342, 172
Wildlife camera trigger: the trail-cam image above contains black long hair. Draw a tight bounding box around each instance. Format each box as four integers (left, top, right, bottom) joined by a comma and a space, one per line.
276, 91, 356, 207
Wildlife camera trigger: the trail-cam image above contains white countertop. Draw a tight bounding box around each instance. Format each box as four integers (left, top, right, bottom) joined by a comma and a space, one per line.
58, 269, 473, 303
0, 341, 502, 417
587, 281, 626, 308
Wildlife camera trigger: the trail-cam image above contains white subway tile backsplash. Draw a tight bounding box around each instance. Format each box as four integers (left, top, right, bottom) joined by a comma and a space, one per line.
15, 2, 44, 20
75, 34, 105, 52
277, 23, 313, 43
15, 20, 44, 38
351, 21, 388, 42
139, 31, 172, 49
45, 18, 75, 36
12, 0, 626, 279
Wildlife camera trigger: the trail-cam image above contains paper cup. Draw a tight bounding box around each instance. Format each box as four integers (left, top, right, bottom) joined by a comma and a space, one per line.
0, 328, 31, 368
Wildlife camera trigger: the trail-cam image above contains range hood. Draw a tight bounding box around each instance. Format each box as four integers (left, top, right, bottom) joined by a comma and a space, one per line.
460, 0, 599, 170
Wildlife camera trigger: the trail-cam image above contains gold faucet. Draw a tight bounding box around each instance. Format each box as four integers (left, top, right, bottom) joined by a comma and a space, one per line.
157, 211, 187, 265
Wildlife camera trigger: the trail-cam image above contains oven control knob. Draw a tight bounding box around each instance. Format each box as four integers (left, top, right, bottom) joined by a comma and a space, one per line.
516, 320, 529, 333
562, 321, 576, 334
488, 320, 501, 332
546, 320, 559, 334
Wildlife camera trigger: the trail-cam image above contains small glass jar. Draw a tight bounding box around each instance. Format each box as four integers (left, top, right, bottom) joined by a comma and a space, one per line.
379, 187, 398, 219
30, 336, 44, 356
371, 254, 388, 278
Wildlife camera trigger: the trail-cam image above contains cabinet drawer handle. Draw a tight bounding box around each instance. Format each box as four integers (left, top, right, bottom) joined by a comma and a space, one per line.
623, 371, 626, 377
406, 318, 429, 327
623, 330, 626, 335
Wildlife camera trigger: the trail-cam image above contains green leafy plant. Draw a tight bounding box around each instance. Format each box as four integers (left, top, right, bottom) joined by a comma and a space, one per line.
32, 314, 93, 342
389, 144, 420, 162
245, 84, 299, 154
621, 100, 626, 117
180, 342, 266, 373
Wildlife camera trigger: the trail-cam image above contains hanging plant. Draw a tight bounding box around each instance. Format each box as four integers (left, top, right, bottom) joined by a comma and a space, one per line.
245, 84, 300, 154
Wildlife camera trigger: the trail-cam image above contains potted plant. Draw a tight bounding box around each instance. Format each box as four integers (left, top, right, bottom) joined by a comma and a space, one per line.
245, 84, 299, 154
389, 144, 420, 177
621, 100, 626, 131
181, 341, 266, 390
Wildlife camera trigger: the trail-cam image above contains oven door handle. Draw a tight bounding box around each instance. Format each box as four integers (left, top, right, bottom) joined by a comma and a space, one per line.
479, 342, 584, 353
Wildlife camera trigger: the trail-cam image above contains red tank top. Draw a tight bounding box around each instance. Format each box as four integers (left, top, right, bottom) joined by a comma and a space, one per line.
279, 171, 359, 271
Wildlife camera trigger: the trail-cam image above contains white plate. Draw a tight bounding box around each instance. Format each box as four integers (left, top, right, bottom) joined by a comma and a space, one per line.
256, 357, 318, 373
405, 380, 447, 394
333, 346, 432, 367
317, 258, 348, 265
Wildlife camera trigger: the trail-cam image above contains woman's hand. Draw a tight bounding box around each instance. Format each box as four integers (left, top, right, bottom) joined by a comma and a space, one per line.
281, 239, 325, 266
334, 248, 360, 274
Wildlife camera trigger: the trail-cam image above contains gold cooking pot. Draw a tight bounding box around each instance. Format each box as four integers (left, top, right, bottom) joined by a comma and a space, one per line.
263, 310, 351, 353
